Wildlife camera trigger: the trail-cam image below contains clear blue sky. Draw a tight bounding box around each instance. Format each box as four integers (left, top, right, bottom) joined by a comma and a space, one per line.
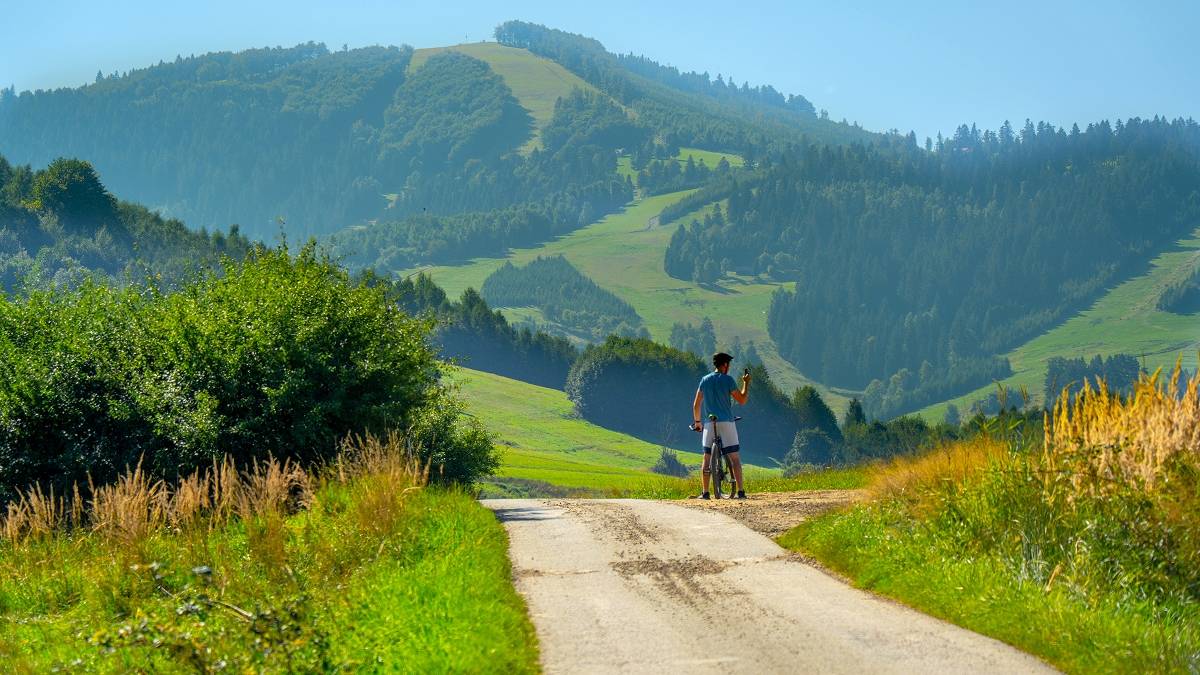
3, 0, 1197, 142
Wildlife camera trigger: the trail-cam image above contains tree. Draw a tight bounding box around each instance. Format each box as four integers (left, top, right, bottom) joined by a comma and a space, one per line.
842, 398, 866, 429
782, 428, 834, 474
29, 158, 121, 236
943, 403, 961, 428
793, 386, 842, 442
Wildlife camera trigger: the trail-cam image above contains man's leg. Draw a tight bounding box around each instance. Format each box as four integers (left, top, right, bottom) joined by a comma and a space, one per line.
727, 451, 745, 492
701, 450, 712, 494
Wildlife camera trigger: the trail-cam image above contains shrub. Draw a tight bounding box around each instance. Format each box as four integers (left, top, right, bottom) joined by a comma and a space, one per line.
782, 428, 835, 474
0, 244, 491, 501
651, 448, 690, 477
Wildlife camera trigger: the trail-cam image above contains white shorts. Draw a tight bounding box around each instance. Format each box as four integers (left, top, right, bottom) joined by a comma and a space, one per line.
701, 421, 740, 454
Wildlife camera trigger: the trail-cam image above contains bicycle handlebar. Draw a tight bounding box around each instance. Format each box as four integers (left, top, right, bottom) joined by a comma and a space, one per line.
688, 416, 743, 431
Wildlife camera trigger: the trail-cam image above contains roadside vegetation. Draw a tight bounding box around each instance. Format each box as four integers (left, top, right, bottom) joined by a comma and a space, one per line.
0, 434, 538, 672
781, 365, 1200, 673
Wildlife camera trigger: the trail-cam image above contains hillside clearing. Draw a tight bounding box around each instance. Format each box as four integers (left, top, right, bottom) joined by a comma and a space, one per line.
409, 42, 603, 153
919, 227, 1200, 420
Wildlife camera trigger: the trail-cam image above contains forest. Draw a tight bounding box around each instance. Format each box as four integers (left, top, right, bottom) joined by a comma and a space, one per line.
0, 154, 249, 291
665, 116, 1200, 413
1157, 259, 1200, 313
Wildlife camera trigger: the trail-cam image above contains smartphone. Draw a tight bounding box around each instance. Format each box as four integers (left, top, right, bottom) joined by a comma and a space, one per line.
743, 367, 750, 376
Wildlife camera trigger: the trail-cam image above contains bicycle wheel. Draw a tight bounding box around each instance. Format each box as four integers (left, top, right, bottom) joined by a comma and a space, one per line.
722, 454, 736, 497
712, 440, 725, 499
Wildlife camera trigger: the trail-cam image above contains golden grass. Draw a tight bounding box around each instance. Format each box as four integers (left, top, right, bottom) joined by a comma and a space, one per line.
868, 435, 1008, 504
1, 435, 425, 548
1044, 360, 1200, 498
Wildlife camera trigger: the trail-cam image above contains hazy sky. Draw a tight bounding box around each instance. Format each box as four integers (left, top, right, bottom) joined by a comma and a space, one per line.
3, 1, 1197, 142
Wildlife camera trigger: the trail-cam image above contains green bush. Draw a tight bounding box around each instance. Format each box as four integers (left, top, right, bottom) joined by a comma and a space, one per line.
0, 243, 490, 501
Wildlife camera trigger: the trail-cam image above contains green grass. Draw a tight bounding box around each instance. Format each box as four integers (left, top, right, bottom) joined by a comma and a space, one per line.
0, 483, 538, 672
772, 504, 1195, 672
921, 228, 1200, 420
454, 366, 692, 492
409, 42, 602, 153
673, 147, 744, 169
413, 188, 849, 411
780, 504, 1198, 674
456, 367, 863, 497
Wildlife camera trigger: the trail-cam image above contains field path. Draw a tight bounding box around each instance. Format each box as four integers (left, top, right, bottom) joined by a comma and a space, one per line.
482, 498, 1054, 674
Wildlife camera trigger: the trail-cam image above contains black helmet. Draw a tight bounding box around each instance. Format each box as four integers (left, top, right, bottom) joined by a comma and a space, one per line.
712, 352, 733, 368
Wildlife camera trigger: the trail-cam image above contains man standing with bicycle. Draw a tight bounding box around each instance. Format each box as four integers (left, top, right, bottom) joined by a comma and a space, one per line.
691, 352, 750, 499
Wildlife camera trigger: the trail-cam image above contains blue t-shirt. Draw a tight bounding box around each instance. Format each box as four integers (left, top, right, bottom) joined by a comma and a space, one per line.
698, 371, 737, 422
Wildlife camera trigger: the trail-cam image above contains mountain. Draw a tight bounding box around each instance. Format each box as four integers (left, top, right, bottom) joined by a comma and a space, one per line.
0, 26, 866, 243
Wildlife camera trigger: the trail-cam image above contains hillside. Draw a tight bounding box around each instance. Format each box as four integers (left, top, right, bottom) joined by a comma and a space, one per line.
409, 180, 851, 412
662, 118, 1200, 419
1, 27, 863, 243
918, 226, 1200, 420
454, 367, 680, 493
454, 367, 846, 497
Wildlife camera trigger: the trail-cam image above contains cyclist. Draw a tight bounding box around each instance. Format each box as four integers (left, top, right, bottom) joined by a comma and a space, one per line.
691, 352, 751, 499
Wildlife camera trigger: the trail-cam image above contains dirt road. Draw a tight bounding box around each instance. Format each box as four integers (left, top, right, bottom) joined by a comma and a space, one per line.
482, 497, 1054, 674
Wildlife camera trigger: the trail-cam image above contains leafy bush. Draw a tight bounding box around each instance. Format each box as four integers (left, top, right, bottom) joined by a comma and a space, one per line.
0, 243, 494, 502
782, 428, 835, 473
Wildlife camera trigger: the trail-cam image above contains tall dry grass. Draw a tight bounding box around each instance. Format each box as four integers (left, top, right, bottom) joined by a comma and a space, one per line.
0, 434, 425, 548
868, 434, 1009, 504
1044, 360, 1200, 499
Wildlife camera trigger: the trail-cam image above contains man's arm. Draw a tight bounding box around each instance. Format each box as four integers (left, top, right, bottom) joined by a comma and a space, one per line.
731, 372, 751, 405
692, 389, 704, 430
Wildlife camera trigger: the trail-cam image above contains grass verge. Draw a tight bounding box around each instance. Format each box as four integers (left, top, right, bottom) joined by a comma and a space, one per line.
0, 436, 538, 672
779, 371, 1200, 673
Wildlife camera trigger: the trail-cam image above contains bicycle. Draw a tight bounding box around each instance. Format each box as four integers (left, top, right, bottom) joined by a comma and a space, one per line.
691, 414, 742, 499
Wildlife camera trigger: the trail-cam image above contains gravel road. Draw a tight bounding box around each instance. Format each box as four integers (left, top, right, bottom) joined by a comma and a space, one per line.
482, 498, 1054, 674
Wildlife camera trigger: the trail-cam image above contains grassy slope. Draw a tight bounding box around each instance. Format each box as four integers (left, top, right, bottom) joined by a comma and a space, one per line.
409, 42, 601, 153
412, 185, 849, 411
919, 228, 1200, 420
453, 366, 677, 490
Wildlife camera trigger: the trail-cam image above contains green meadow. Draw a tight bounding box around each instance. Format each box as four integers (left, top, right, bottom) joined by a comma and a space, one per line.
920, 228, 1200, 420
409, 42, 602, 153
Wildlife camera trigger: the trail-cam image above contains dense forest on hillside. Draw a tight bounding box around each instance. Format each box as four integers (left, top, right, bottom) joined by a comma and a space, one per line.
3, 23, 854, 256
329, 88, 639, 268
359, 271, 579, 389
0, 155, 249, 291
665, 117, 1200, 414
1, 44, 413, 238
0, 44, 634, 244
480, 256, 645, 341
